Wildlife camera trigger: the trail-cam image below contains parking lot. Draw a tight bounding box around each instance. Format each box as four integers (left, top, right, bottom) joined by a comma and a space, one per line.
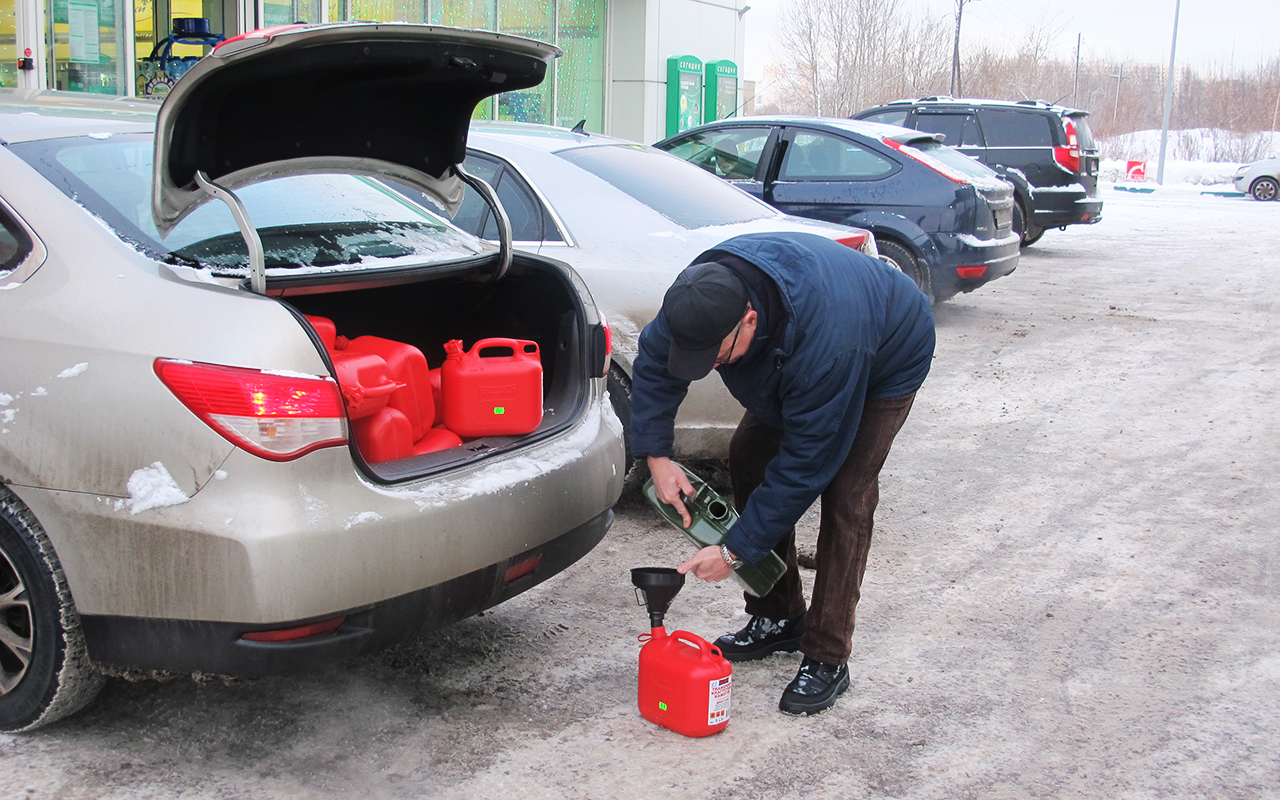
1, 186, 1276, 799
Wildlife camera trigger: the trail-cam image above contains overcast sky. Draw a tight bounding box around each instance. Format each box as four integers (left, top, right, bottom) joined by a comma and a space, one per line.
742, 0, 1280, 82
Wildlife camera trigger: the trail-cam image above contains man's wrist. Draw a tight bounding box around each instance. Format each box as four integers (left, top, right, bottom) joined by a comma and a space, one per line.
719, 544, 743, 570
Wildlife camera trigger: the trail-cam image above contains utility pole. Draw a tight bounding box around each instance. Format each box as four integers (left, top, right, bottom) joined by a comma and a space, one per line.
1111, 64, 1125, 125
950, 0, 972, 97
1074, 33, 1081, 104
1157, 0, 1181, 185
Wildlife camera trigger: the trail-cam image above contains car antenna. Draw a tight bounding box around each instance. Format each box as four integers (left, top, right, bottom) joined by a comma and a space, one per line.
571, 119, 589, 135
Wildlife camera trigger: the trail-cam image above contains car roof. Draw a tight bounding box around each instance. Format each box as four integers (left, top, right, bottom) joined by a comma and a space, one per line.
866, 97, 1088, 116
0, 89, 158, 143
671, 115, 942, 147
469, 121, 638, 154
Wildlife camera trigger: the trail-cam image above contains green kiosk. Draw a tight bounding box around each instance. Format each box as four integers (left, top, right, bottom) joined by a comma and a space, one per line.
704, 60, 738, 123
665, 55, 703, 138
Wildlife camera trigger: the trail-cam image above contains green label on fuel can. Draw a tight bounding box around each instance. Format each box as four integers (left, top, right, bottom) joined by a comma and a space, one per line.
493, 407, 505, 415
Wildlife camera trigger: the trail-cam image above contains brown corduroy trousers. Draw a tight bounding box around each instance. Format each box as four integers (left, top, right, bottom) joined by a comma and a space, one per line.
729, 392, 917, 665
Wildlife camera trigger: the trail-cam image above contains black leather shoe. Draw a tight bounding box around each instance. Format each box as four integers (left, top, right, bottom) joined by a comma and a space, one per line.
714, 613, 806, 662
778, 656, 850, 715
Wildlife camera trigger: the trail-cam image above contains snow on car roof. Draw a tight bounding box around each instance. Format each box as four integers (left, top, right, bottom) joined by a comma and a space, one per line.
0, 90, 156, 143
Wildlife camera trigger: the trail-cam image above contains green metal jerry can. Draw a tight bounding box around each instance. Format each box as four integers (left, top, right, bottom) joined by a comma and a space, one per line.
643, 465, 786, 597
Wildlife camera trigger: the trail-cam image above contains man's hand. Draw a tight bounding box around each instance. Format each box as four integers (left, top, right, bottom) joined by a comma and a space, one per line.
648, 456, 695, 528
678, 545, 734, 583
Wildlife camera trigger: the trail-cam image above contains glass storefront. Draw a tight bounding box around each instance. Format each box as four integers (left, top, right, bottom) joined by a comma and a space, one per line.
47, 0, 126, 92
17, 0, 604, 132
2, 0, 17, 87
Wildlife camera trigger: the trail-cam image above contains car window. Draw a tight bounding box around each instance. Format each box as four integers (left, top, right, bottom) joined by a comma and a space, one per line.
915, 112, 982, 147
976, 109, 1056, 147
0, 207, 33, 281
779, 132, 896, 181
1067, 114, 1097, 150
858, 110, 909, 128
902, 139, 1004, 183
556, 143, 775, 229
659, 127, 771, 180
422, 153, 563, 244
11, 134, 486, 276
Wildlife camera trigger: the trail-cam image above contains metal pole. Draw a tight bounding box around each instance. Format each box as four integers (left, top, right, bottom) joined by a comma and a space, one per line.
1157, 0, 1181, 185
1074, 33, 1081, 104
950, 0, 964, 96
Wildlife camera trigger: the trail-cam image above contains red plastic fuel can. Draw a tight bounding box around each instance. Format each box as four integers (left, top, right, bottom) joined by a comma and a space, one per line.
638, 628, 732, 737
441, 338, 542, 438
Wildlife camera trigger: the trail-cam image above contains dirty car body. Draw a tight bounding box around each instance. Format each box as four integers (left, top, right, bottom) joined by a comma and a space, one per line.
0, 24, 623, 731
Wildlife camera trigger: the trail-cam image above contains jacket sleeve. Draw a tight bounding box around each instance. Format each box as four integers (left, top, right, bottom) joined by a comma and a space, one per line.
627, 311, 692, 460
724, 349, 873, 564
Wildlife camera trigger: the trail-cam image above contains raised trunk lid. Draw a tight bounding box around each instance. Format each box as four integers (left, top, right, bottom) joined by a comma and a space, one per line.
152, 23, 560, 235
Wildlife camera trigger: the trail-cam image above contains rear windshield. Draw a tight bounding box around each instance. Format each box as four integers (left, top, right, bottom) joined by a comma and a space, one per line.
905, 140, 1001, 182
555, 143, 775, 229
976, 109, 1056, 148
10, 133, 485, 276
1067, 114, 1096, 149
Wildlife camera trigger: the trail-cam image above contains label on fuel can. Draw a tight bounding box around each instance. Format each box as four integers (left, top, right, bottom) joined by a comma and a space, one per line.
707, 675, 732, 725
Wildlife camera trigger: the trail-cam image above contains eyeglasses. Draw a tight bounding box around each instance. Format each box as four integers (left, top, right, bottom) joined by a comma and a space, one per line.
715, 319, 744, 368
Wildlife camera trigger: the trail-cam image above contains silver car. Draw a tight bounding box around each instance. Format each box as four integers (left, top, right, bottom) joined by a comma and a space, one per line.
427, 123, 877, 465
1234, 157, 1280, 201
0, 24, 623, 731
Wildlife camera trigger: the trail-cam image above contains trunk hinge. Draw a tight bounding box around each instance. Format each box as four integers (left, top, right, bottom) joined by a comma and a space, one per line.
457, 167, 512, 283
195, 170, 267, 295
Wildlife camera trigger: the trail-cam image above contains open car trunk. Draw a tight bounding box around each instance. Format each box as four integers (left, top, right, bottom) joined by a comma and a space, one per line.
281, 255, 592, 483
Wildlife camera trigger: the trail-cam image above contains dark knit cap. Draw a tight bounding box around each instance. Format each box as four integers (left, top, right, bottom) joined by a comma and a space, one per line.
662, 262, 750, 381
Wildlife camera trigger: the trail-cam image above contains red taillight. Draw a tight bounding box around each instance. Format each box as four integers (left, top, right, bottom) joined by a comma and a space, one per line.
155, 359, 348, 461
827, 230, 873, 254
956, 266, 989, 279
597, 315, 612, 377
1054, 119, 1081, 173
241, 615, 346, 642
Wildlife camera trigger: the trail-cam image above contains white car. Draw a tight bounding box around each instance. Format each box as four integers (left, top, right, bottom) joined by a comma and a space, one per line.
1234, 157, 1280, 201
418, 123, 877, 466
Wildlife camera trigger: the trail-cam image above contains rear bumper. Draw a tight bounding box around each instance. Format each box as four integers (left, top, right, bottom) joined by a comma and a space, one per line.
80, 508, 613, 676
928, 231, 1021, 301
1030, 187, 1103, 228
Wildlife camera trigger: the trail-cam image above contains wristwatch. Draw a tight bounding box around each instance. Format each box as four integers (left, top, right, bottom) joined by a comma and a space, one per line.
719, 544, 743, 570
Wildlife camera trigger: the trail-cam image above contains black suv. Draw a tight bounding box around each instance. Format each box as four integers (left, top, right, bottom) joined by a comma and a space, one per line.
853, 98, 1102, 246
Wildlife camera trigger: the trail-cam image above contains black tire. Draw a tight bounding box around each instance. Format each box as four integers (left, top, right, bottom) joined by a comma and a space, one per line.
0, 487, 103, 731
875, 238, 932, 301
1250, 176, 1278, 202
1012, 198, 1044, 247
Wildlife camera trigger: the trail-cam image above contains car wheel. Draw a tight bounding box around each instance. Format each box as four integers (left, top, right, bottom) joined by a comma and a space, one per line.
0, 488, 104, 732
1250, 177, 1278, 201
875, 238, 932, 301
606, 365, 642, 485
1012, 199, 1045, 247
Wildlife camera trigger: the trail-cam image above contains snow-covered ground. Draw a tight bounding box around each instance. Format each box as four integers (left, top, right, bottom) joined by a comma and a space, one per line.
1100, 127, 1280, 186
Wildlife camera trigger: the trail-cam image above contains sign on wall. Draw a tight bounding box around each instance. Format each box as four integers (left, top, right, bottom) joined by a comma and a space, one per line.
665, 55, 703, 138
704, 60, 737, 123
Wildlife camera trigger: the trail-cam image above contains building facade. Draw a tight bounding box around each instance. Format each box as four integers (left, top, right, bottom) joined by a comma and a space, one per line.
0, 0, 746, 143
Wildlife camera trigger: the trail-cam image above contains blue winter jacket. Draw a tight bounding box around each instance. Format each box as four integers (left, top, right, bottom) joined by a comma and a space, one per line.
630, 232, 935, 564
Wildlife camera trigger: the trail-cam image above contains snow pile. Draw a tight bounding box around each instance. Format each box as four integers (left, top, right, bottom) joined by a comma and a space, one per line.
123, 462, 189, 514
57, 363, 89, 378
1099, 128, 1280, 186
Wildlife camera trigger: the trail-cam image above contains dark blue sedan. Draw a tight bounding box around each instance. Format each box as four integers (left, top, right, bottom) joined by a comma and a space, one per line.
655, 117, 1021, 303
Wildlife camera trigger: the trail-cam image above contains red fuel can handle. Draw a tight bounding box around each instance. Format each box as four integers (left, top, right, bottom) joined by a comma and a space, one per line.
441, 338, 543, 438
